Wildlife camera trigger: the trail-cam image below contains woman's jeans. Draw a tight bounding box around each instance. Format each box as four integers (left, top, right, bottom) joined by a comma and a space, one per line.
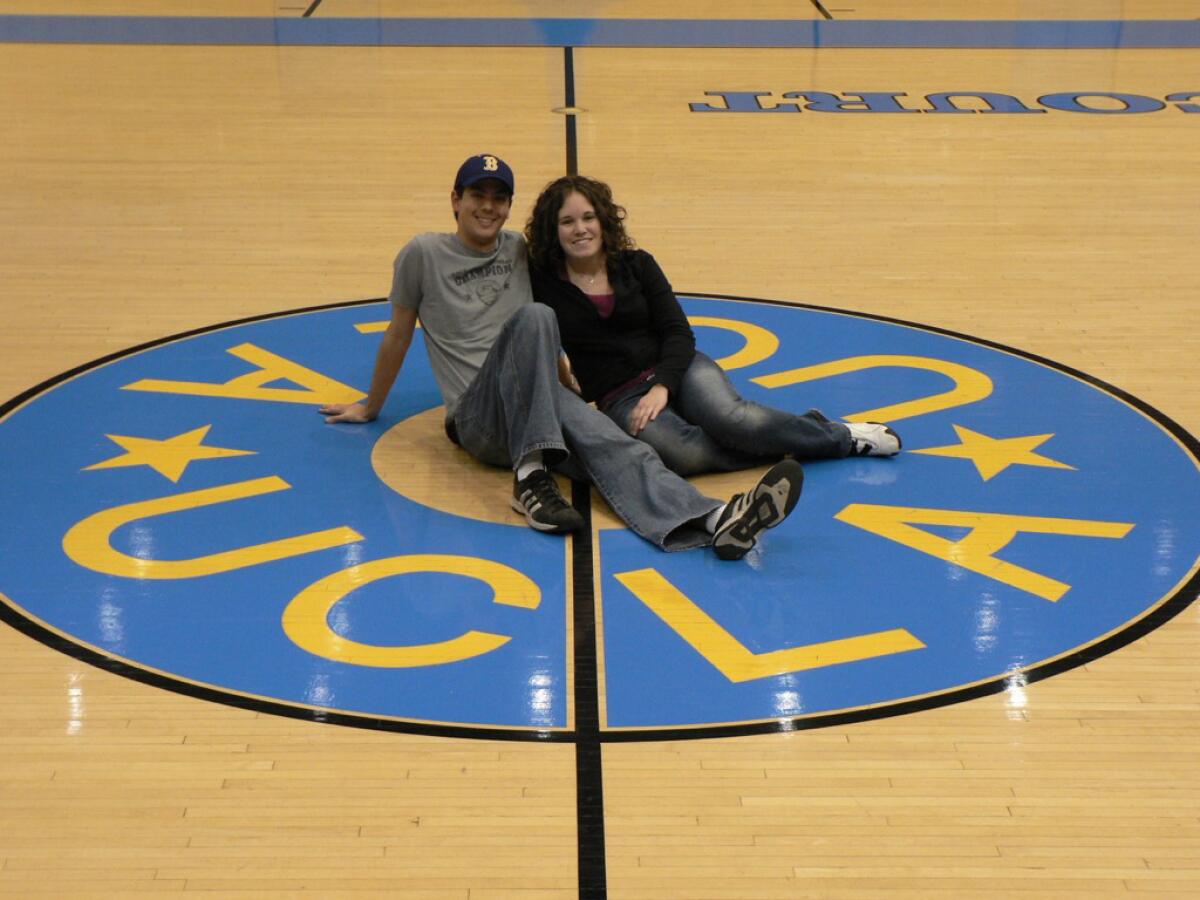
450, 304, 720, 550
604, 351, 852, 477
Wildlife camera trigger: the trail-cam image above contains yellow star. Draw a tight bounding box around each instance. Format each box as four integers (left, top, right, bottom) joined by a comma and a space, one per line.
84, 425, 255, 482
913, 425, 1075, 481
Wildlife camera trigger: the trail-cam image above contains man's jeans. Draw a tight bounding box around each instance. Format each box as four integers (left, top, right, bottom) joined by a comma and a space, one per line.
604, 351, 852, 477
450, 304, 719, 550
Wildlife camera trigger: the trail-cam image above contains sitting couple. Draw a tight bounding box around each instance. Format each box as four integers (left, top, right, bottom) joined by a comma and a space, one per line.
321, 155, 899, 561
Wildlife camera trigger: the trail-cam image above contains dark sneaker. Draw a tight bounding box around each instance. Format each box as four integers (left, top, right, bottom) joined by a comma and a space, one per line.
847, 422, 902, 456
511, 469, 584, 533
712, 459, 804, 560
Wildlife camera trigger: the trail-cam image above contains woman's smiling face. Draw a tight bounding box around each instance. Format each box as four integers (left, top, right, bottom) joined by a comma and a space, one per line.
557, 191, 604, 264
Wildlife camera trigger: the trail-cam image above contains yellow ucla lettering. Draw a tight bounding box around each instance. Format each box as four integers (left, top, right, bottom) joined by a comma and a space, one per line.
355, 320, 420, 334
615, 568, 924, 683
282, 555, 540, 667
686, 316, 780, 370
123, 343, 363, 405
835, 504, 1134, 601
62, 476, 363, 579
752, 354, 993, 422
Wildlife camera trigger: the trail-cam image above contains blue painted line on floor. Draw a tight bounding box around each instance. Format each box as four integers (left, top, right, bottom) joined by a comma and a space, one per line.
1, 16, 1198, 48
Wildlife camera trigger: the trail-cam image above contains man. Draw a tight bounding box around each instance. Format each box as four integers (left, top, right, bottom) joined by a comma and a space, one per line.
320, 154, 802, 559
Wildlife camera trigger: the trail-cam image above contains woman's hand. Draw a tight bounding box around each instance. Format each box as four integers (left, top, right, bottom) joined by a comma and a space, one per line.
557, 352, 582, 394
628, 384, 669, 435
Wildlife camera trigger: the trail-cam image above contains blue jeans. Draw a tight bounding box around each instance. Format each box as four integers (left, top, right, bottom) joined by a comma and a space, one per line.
450, 304, 720, 550
604, 351, 852, 477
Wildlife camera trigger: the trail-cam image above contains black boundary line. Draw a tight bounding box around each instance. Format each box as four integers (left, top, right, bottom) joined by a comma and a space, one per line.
1, 292, 1198, 745
561, 44, 609, 899
810, 0, 835, 20
301, 0, 324, 18
0, 599, 566, 743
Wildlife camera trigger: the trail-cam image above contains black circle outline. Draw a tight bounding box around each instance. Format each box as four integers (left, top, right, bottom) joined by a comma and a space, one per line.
1, 294, 1197, 744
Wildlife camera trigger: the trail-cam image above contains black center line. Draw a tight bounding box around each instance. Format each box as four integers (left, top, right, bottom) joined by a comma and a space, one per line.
563, 46, 580, 176
571, 481, 607, 899
562, 44, 608, 900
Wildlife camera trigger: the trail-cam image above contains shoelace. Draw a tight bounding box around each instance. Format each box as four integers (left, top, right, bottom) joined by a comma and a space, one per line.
718, 491, 754, 532
523, 471, 569, 511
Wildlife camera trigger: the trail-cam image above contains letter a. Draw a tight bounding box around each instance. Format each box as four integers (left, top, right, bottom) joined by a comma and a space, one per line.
835, 504, 1133, 601
123, 343, 364, 405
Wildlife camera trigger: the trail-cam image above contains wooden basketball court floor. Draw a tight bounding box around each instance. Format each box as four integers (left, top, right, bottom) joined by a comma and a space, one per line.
1, 1, 1199, 897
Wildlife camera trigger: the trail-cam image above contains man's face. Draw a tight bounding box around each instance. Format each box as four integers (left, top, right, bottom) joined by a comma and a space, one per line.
452, 179, 512, 252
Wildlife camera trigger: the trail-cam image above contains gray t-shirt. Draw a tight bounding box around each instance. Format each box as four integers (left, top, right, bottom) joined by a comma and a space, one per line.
389, 230, 531, 417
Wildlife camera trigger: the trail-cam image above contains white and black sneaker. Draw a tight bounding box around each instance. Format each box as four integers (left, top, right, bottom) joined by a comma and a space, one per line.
511, 469, 584, 533
712, 459, 804, 561
847, 422, 902, 457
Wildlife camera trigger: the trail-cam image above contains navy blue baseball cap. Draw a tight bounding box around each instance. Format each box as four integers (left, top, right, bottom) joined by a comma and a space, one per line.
454, 153, 515, 194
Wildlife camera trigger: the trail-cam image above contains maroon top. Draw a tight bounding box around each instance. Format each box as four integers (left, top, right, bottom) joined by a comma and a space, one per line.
586, 291, 615, 319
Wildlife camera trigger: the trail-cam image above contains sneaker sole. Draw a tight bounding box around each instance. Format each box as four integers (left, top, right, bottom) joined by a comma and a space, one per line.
509, 495, 583, 534
713, 460, 804, 560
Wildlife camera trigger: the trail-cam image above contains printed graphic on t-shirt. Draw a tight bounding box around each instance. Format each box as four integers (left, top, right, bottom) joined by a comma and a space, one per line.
452, 260, 515, 307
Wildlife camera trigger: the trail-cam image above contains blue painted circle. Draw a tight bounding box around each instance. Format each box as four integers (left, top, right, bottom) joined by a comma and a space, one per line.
0, 296, 1197, 739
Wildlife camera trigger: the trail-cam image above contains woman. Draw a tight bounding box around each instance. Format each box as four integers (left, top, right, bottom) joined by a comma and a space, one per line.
524, 175, 900, 477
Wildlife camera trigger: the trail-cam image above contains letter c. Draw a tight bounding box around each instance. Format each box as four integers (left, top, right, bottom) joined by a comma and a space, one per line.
282, 554, 541, 667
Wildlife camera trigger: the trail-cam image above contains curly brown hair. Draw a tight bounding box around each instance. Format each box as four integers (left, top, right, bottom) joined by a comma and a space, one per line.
524, 175, 635, 273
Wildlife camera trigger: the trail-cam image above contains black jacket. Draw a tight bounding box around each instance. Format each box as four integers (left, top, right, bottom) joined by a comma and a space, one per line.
530, 249, 695, 404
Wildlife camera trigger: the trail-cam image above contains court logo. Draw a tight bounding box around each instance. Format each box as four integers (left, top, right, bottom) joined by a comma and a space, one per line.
1, 297, 1198, 741
691, 90, 1200, 114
